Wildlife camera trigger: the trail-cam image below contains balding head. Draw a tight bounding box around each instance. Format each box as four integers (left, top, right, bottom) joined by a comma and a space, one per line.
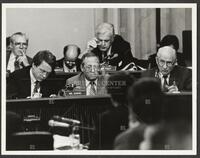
157, 46, 176, 61
156, 46, 177, 76
63, 44, 80, 61
95, 22, 115, 37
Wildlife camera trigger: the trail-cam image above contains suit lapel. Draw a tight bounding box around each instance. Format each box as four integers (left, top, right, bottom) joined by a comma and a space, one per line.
169, 66, 179, 87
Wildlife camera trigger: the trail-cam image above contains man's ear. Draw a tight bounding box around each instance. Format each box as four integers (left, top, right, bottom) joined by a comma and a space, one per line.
9, 42, 14, 50
32, 63, 36, 68
174, 59, 178, 65
155, 56, 159, 65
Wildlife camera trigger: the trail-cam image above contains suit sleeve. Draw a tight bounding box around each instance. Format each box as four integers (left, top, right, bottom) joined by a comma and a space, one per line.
183, 68, 192, 91
6, 73, 19, 99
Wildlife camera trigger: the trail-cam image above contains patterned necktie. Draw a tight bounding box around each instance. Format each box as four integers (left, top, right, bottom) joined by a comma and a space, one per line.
33, 81, 40, 94
89, 81, 96, 96
163, 75, 168, 92
14, 57, 20, 71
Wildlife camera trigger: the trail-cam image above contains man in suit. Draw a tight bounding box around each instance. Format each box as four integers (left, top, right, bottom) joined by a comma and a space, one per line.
143, 46, 192, 92
63, 52, 106, 96
7, 50, 56, 99
114, 77, 164, 150
56, 44, 81, 72
80, 22, 137, 70
148, 34, 186, 68
6, 32, 32, 74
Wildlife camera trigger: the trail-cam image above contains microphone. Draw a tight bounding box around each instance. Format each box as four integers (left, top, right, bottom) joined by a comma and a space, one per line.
52, 115, 80, 125
48, 120, 70, 128
66, 84, 76, 91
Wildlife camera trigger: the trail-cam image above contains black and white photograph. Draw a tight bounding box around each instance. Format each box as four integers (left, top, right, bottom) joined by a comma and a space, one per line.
1, 3, 197, 155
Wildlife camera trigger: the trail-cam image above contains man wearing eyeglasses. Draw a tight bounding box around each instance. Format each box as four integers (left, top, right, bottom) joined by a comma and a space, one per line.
62, 52, 106, 96
6, 32, 32, 74
56, 44, 81, 72
80, 23, 138, 70
7, 50, 57, 99
142, 46, 192, 92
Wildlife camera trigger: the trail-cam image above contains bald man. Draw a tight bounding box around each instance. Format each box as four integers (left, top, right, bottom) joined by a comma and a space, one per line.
56, 44, 81, 72
142, 46, 192, 92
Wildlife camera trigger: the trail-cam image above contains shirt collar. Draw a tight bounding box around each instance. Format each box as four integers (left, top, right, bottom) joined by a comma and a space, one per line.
85, 78, 97, 87
157, 71, 170, 79
30, 68, 37, 83
107, 46, 112, 56
10, 52, 17, 60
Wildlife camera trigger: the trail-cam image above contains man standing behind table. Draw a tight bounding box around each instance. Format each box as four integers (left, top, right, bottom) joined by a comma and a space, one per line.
80, 22, 137, 70
56, 44, 81, 72
6, 32, 32, 74
61, 52, 107, 96
142, 46, 192, 92
7, 50, 56, 99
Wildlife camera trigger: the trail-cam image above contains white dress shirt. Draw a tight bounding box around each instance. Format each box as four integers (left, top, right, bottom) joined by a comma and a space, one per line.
30, 68, 40, 97
7, 53, 19, 73
157, 72, 170, 87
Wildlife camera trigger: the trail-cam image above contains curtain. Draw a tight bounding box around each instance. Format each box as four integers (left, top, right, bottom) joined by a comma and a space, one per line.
161, 8, 192, 53
93, 8, 157, 60
92, 8, 191, 59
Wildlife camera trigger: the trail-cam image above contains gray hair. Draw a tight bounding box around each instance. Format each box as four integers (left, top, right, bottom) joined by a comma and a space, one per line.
95, 22, 115, 37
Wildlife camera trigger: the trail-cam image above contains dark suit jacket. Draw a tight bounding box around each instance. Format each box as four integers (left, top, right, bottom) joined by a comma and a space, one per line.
114, 123, 146, 150
56, 58, 81, 72
7, 66, 57, 99
65, 72, 107, 95
91, 105, 129, 150
142, 66, 192, 91
6, 50, 32, 68
92, 35, 136, 70
148, 52, 186, 69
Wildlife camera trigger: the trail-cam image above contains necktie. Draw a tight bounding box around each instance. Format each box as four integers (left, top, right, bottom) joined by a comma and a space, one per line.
14, 57, 20, 71
33, 81, 40, 94
89, 81, 96, 96
163, 75, 168, 92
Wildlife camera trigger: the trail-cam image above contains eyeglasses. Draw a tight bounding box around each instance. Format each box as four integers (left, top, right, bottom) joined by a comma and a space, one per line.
13, 42, 28, 48
85, 65, 99, 71
96, 39, 111, 45
65, 60, 76, 65
38, 68, 50, 76
157, 58, 175, 67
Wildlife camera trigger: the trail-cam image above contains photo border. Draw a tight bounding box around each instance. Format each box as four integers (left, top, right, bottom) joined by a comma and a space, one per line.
1, 2, 198, 157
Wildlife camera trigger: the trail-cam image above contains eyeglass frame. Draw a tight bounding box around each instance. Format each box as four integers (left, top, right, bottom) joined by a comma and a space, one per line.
38, 67, 51, 76
13, 42, 28, 48
84, 64, 100, 72
156, 57, 176, 67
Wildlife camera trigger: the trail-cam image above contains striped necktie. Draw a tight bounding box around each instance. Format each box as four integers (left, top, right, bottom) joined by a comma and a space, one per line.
33, 81, 40, 93
89, 81, 96, 96
14, 57, 20, 71
163, 75, 168, 92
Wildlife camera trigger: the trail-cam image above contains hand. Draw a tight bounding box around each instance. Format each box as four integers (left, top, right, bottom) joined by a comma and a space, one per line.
31, 92, 42, 98
87, 38, 99, 49
167, 85, 179, 93
17, 52, 29, 67
49, 94, 57, 98
78, 38, 99, 59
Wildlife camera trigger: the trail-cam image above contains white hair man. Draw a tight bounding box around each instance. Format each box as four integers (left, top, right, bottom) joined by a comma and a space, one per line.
142, 46, 192, 92
7, 32, 32, 74
81, 22, 136, 70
